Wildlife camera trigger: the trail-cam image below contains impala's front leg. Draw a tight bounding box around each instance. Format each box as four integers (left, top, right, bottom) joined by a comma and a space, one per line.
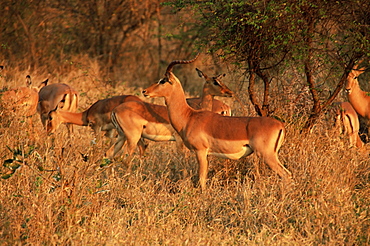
174, 134, 185, 154
194, 149, 209, 191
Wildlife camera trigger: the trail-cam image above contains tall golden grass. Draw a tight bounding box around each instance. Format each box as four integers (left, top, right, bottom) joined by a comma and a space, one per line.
0, 60, 369, 245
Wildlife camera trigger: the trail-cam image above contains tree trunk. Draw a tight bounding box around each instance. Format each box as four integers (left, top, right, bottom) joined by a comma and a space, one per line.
247, 60, 271, 117
255, 68, 270, 117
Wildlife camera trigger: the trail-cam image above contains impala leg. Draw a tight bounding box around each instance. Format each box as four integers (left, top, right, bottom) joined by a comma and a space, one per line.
91, 125, 102, 145
40, 114, 48, 130
174, 134, 185, 154
261, 152, 292, 181
137, 138, 148, 156
105, 129, 116, 147
125, 135, 141, 163
65, 123, 74, 135
350, 132, 364, 148
194, 149, 209, 191
105, 134, 126, 159
335, 113, 343, 135
349, 120, 364, 148
348, 132, 356, 147
356, 134, 364, 148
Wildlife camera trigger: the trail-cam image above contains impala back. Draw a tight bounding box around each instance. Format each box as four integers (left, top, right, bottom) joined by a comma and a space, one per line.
85, 95, 142, 132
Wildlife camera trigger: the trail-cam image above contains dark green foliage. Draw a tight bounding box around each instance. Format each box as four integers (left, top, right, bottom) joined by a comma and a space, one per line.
169, 0, 370, 129
1, 145, 34, 179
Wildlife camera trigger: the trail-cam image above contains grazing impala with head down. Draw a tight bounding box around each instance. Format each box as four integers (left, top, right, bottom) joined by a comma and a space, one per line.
106, 100, 181, 161
38, 82, 79, 131
47, 95, 148, 154
106, 69, 234, 163
142, 55, 292, 190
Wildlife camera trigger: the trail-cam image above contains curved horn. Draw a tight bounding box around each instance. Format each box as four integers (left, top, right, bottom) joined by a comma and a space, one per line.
353, 58, 365, 70
165, 53, 200, 75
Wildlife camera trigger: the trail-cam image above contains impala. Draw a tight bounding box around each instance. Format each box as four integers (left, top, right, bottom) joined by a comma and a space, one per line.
47, 95, 147, 154
38, 83, 79, 131
106, 69, 234, 162
142, 56, 292, 190
333, 102, 364, 148
345, 61, 370, 135
1, 75, 39, 118
106, 100, 181, 161
186, 68, 233, 115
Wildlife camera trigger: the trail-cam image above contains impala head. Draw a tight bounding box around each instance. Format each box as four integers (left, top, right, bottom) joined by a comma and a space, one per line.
196, 68, 233, 98
345, 61, 367, 94
46, 107, 61, 134
38, 100, 52, 127
25, 75, 48, 89
142, 54, 200, 98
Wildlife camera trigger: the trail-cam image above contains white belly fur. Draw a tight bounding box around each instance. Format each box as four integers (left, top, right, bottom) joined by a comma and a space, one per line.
210, 146, 253, 160
142, 133, 175, 142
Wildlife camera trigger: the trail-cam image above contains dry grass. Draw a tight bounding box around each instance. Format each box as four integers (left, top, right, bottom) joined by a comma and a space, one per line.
0, 63, 369, 245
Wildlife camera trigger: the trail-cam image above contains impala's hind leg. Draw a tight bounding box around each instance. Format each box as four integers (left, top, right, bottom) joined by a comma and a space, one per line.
105, 134, 127, 159
260, 152, 292, 181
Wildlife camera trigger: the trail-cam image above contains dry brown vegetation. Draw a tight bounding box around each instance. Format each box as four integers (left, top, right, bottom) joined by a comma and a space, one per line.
0, 61, 369, 245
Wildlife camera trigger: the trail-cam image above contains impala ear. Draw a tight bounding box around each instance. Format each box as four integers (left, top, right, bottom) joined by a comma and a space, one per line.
196, 68, 204, 78
26, 75, 32, 87
353, 58, 367, 70
358, 67, 367, 72
196, 68, 211, 82
215, 73, 226, 79
39, 79, 48, 88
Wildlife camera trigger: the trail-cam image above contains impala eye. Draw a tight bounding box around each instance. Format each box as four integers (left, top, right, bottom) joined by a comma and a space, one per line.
158, 78, 167, 84
213, 80, 220, 86
354, 76, 358, 80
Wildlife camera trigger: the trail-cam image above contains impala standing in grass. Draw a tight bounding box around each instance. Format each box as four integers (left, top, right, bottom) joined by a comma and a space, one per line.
38, 82, 79, 132
187, 68, 232, 116
345, 61, 370, 138
333, 102, 364, 148
106, 68, 234, 163
47, 95, 148, 154
142, 55, 292, 190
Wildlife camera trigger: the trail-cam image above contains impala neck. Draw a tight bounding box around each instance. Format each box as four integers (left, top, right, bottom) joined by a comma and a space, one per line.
59, 111, 87, 126
348, 86, 370, 118
200, 87, 214, 112
163, 75, 193, 134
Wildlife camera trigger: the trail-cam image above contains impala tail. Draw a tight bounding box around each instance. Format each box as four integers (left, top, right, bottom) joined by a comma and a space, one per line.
110, 111, 124, 137
275, 128, 285, 153
62, 92, 78, 112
